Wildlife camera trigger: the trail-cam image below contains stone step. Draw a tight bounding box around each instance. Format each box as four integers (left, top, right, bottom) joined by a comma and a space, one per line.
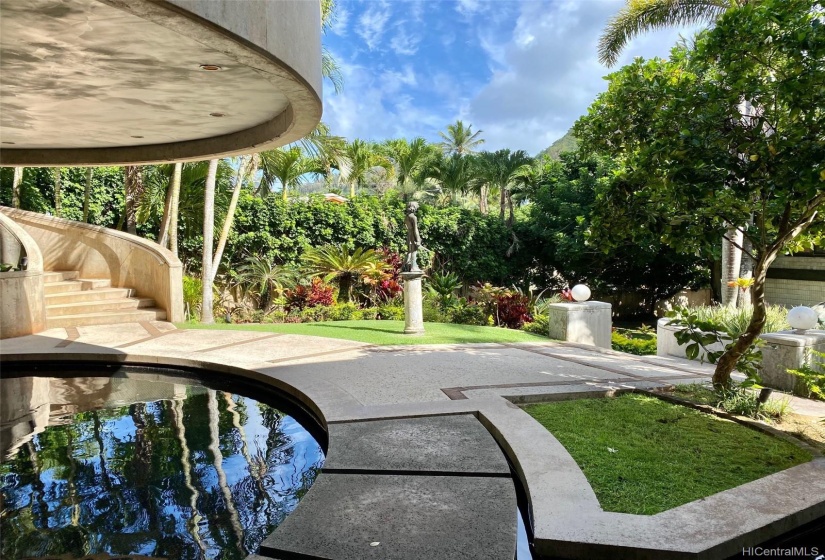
43, 278, 112, 295
46, 297, 157, 317
42, 271, 79, 283
45, 287, 136, 305
46, 308, 167, 329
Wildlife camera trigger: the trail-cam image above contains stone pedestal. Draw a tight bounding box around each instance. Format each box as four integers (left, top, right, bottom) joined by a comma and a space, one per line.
401, 271, 425, 335
760, 330, 825, 394
548, 301, 611, 348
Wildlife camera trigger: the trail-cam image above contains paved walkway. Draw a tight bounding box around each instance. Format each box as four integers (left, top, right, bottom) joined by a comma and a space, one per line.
2, 322, 824, 560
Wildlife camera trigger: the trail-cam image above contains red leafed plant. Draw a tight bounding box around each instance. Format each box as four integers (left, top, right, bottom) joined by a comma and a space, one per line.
493, 293, 533, 329
285, 277, 334, 312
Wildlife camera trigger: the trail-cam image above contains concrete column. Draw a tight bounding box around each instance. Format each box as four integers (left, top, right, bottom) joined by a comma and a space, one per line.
401, 271, 425, 335
760, 330, 825, 394
548, 301, 612, 348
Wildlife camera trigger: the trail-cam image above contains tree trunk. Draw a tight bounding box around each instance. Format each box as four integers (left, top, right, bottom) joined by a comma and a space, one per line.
171, 398, 207, 556
478, 184, 488, 214
712, 250, 773, 388
212, 155, 251, 282
11, 167, 23, 209
207, 389, 245, 550
337, 275, 352, 303
201, 159, 218, 323
721, 225, 743, 307
53, 168, 62, 217
83, 167, 93, 222
124, 165, 143, 235
169, 162, 182, 257
506, 190, 515, 227
499, 186, 506, 221
157, 164, 178, 248
738, 224, 755, 308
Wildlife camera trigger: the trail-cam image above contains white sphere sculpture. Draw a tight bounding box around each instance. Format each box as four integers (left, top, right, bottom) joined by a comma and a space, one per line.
571, 284, 591, 302
787, 306, 818, 331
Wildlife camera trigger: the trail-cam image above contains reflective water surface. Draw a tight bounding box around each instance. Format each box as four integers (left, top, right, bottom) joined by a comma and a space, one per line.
0, 372, 324, 560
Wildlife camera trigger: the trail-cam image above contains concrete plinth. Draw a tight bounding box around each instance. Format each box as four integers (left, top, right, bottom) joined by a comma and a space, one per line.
548, 301, 611, 348
401, 271, 425, 335
761, 329, 825, 394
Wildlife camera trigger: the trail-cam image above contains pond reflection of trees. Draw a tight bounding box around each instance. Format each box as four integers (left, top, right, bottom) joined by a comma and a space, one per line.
0, 375, 323, 560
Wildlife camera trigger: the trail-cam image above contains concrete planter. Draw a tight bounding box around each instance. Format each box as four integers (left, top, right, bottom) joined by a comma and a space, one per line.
656, 318, 729, 362
658, 317, 825, 395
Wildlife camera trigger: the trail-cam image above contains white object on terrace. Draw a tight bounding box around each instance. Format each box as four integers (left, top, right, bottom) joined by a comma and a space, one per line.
571, 284, 591, 302
787, 306, 818, 332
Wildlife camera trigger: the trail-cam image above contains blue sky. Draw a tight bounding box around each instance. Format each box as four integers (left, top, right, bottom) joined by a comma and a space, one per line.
321, 0, 701, 155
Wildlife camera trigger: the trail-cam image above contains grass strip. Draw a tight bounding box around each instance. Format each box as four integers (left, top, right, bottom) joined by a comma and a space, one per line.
178, 319, 546, 345
523, 394, 811, 515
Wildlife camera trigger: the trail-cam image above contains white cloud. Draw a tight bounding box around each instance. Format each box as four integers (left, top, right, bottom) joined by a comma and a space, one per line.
330, 5, 349, 36
466, 0, 704, 153
357, 5, 391, 50
390, 26, 421, 55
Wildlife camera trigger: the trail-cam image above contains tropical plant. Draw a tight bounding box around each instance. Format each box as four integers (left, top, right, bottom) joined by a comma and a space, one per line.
439, 120, 485, 156
381, 137, 437, 201
302, 244, 381, 303
259, 147, 323, 200
787, 349, 825, 401
598, 0, 737, 67
338, 140, 394, 198
425, 271, 463, 311
475, 149, 533, 223
237, 254, 298, 310
284, 277, 335, 312
426, 153, 477, 208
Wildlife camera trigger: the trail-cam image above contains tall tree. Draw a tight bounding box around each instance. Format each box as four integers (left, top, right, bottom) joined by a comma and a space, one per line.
438, 120, 485, 156
12, 167, 23, 208
381, 137, 436, 201
339, 139, 393, 198
476, 150, 533, 223
157, 162, 181, 250
201, 159, 218, 323
576, 0, 825, 387
426, 153, 478, 207
123, 166, 143, 234
259, 147, 322, 200
82, 167, 93, 222
53, 168, 62, 218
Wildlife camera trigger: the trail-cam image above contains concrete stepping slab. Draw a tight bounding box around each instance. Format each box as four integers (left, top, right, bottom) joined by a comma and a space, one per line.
260, 473, 517, 560
324, 414, 510, 475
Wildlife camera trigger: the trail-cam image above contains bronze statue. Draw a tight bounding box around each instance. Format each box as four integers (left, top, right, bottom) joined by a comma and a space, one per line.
403, 201, 422, 272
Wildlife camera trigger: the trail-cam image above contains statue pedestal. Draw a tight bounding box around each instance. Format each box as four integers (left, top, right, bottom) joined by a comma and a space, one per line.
401, 271, 425, 335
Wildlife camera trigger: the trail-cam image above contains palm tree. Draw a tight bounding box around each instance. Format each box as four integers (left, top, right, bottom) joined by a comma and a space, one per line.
339, 139, 394, 198
439, 120, 485, 156
259, 147, 322, 200
11, 167, 23, 208
381, 137, 436, 201
426, 153, 478, 207
476, 150, 533, 223
321, 0, 344, 93
302, 244, 380, 303
82, 167, 93, 222
201, 159, 219, 323
123, 166, 143, 234
598, 0, 738, 67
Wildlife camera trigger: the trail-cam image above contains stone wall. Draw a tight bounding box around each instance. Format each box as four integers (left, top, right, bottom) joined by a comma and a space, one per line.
0, 211, 45, 339
0, 207, 184, 323
765, 255, 825, 307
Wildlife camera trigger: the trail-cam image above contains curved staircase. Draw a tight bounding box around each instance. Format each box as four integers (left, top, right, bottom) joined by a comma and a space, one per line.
44, 271, 166, 329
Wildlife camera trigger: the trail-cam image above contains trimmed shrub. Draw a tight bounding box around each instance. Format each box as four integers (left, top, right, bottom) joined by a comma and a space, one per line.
522, 315, 549, 336
611, 331, 657, 355
377, 304, 404, 320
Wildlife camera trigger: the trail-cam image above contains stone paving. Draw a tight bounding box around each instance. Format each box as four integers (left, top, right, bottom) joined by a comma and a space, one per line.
2, 322, 825, 560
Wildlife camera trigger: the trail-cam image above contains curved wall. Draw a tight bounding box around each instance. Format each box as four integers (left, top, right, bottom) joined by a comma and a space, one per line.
0, 211, 46, 339
0, 208, 183, 324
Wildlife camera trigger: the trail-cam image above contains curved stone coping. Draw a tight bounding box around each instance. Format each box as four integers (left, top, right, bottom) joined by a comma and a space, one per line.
1, 0, 321, 165
1, 208, 183, 322
4, 339, 824, 559
0, 211, 45, 339
460, 383, 825, 560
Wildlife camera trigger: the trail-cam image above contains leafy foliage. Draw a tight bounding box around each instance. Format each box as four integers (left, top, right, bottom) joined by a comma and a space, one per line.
787, 349, 825, 401
284, 277, 335, 312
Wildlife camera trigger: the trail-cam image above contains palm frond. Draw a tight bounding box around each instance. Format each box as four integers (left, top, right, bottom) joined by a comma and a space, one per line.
598, 0, 731, 67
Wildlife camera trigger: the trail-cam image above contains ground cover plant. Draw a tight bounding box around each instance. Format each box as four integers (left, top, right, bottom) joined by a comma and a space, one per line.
524, 394, 812, 515
611, 327, 656, 355
180, 319, 546, 346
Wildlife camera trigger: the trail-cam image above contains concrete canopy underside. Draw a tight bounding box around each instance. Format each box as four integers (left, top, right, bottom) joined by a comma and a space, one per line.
0, 0, 322, 166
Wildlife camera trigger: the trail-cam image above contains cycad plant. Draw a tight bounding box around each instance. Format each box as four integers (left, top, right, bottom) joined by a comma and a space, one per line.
237, 255, 298, 310
302, 244, 380, 303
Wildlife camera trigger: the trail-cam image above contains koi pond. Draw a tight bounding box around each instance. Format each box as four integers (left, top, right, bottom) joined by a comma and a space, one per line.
0, 365, 325, 560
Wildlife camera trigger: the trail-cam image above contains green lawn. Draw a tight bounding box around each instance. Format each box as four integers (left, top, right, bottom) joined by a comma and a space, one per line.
178, 319, 546, 345
523, 394, 811, 515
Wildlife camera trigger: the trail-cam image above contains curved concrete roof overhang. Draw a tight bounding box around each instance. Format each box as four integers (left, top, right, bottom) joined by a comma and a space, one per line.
0, 0, 322, 166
